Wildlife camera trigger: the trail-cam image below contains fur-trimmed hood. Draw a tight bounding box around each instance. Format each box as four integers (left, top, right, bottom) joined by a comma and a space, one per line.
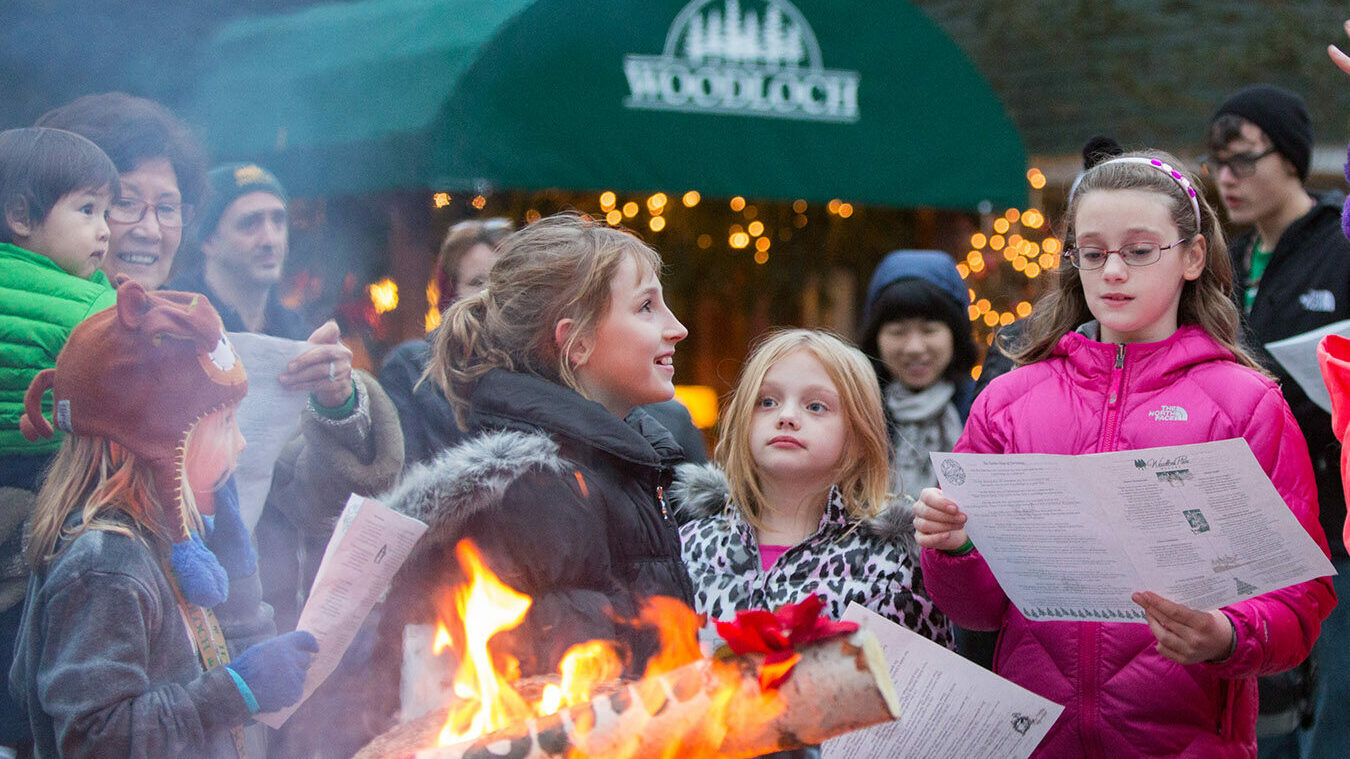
670, 462, 918, 556
381, 428, 569, 540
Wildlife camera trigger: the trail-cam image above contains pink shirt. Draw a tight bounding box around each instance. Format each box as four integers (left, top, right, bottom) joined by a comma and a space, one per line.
759, 544, 789, 572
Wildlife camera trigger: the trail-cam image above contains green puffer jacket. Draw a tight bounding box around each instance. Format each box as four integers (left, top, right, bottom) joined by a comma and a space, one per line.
0, 243, 117, 455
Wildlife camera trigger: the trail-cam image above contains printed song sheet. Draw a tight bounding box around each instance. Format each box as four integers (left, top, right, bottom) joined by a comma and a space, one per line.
258, 495, 428, 726
930, 438, 1335, 623
1265, 319, 1350, 414
822, 604, 1061, 759
226, 332, 312, 530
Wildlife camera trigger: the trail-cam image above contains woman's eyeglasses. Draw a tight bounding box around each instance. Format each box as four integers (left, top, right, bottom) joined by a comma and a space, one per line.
108, 197, 194, 228
1063, 239, 1189, 270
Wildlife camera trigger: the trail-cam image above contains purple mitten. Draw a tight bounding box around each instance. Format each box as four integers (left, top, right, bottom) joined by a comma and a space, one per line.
1342, 139, 1350, 241
227, 630, 319, 713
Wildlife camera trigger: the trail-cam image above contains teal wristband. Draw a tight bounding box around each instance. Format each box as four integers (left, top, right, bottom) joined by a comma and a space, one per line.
309, 380, 358, 419
226, 667, 260, 715
943, 537, 976, 556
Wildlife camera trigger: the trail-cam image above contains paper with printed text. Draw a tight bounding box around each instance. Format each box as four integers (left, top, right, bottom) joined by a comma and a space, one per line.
821, 604, 1062, 759
226, 332, 312, 530
930, 439, 1335, 622
258, 495, 428, 726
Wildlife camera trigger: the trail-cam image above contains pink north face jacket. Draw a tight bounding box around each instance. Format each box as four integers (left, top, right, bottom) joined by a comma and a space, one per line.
922, 325, 1335, 759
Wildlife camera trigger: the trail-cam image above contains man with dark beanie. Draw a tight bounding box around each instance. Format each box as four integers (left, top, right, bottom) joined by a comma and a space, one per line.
1206, 83, 1350, 759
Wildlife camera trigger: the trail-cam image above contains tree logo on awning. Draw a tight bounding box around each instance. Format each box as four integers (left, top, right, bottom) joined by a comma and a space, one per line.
624, 0, 859, 123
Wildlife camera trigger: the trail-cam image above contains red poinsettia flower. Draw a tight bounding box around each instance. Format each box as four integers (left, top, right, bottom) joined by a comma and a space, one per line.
714, 594, 859, 689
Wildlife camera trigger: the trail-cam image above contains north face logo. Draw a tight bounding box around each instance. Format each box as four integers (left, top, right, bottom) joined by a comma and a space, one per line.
1300, 289, 1336, 313
1148, 405, 1188, 421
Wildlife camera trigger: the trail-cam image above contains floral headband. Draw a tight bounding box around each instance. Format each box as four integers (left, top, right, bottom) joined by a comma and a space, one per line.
1095, 156, 1202, 228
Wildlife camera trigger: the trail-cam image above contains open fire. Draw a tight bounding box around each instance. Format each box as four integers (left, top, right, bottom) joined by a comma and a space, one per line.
354, 539, 900, 759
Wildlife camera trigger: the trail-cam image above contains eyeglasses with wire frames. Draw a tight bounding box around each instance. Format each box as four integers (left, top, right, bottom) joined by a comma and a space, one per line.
107, 197, 195, 228
1062, 239, 1190, 270
1199, 148, 1277, 179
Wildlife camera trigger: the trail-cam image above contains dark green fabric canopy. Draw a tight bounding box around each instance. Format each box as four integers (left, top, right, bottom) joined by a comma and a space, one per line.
189, 0, 1027, 209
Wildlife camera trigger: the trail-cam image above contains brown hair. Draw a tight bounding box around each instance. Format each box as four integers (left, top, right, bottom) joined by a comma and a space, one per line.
434, 218, 514, 310
1010, 149, 1262, 371
27, 437, 169, 568
0, 127, 119, 244
430, 212, 662, 428
715, 329, 892, 529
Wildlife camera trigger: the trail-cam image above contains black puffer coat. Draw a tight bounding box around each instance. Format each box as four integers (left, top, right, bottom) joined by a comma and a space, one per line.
377, 368, 695, 681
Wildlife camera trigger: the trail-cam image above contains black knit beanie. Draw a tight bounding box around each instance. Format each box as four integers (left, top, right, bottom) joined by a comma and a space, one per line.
197, 163, 288, 240
1212, 84, 1313, 181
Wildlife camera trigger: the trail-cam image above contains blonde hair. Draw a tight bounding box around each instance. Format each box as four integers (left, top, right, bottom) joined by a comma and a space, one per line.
27, 436, 170, 568
715, 329, 892, 529
431, 212, 662, 428
1011, 149, 1262, 372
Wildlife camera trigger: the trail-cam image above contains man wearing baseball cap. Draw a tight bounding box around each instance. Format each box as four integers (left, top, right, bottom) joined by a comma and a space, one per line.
1206, 83, 1350, 759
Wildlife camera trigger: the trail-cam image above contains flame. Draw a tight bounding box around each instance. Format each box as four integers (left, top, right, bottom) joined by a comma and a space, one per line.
437, 542, 533, 745
422, 544, 789, 758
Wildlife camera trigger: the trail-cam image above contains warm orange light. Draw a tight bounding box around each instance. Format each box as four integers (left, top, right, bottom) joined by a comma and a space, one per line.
993, 218, 1010, 234
837, 203, 854, 218
956, 262, 971, 278
792, 199, 808, 213
971, 365, 984, 380
1012, 257, 1027, 272
1016, 301, 1033, 318
1042, 237, 1061, 254
674, 385, 719, 429
1027, 168, 1047, 189
525, 209, 541, 224
793, 214, 808, 228
975, 298, 991, 314
437, 542, 534, 746
730, 196, 746, 212
747, 220, 764, 237
1005, 208, 1021, 223
989, 235, 1005, 251
970, 232, 987, 249
965, 251, 982, 267
730, 232, 750, 249
967, 304, 980, 320
983, 311, 1000, 327
1025, 263, 1042, 278
999, 312, 1015, 326
647, 193, 668, 213
755, 236, 771, 252
826, 198, 841, 214
696, 233, 712, 249
622, 201, 639, 218
682, 190, 701, 207
1022, 209, 1045, 229
600, 191, 617, 210
433, 192, 452, 209
754, 250, 769, 264
649, 216, 666, 232
1039, 253, 1058, 269
605, 210, 622, 225
368, 278, 398, 314
471, 195, 487, 210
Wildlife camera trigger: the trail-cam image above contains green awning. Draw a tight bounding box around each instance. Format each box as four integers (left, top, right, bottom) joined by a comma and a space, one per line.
189, 0, 1027, 209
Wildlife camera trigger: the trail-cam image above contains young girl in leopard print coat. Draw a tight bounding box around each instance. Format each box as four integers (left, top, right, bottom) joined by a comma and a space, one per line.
673, 329, 952, 646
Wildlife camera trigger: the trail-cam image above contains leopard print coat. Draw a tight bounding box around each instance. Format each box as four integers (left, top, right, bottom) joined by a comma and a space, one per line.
671, 463, 953, 648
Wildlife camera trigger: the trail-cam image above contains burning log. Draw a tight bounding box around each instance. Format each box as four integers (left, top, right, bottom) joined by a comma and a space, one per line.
353, 629, 898, 759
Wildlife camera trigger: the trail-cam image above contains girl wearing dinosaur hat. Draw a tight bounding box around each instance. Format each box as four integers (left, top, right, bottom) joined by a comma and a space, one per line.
10, 276, 318, 759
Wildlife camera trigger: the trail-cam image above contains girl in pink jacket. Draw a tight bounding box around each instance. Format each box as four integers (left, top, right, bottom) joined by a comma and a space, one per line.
914, 151, 1335, 758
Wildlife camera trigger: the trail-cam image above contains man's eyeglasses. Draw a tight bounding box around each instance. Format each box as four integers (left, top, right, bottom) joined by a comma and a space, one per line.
1063, 239, 1189, 270
1200, 148, 1277, 179
108, 198, 194, 228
